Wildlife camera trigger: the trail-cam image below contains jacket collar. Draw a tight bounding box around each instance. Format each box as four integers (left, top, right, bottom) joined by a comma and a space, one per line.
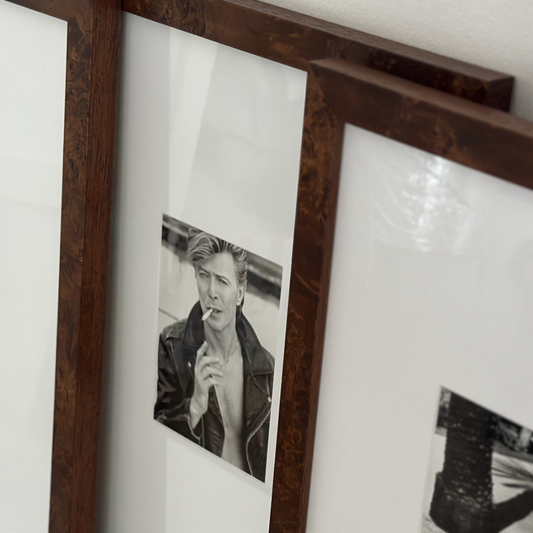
181, 302, 274, 375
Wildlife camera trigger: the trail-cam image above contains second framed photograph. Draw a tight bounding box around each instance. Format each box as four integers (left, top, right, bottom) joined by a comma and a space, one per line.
302, 58, 533, 533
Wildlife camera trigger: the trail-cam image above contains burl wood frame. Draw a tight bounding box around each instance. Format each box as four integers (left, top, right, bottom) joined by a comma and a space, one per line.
118, 3, 517, 533
6, 0, 120, 532
310, 58, 533, 191
301, 56, 533, 531
5, 0, 529, 532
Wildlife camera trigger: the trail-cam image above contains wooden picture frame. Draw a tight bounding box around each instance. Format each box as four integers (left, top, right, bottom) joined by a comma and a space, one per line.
303, 58, 533, 533
310, 57, 533, 192
5, 0, 120, 531
2, 0, 526, 532
114, 2, 519, 533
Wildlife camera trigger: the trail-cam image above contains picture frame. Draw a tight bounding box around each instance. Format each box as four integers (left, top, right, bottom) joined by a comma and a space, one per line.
122, 0, 514, 111
107, 2, 520, 533
4, 0, 120, 531
310, 57, 533, 190
301, 59, 533, 533
2, 0, 526, 532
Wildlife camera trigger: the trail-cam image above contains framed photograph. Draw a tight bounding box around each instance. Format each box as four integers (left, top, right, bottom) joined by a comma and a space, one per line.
96, 2, 518, 533
2, 0, 528, 532
300, 58, 533, 532
96, 16, 307, 532
5, 0, 530, 531
1, 0, 120, 531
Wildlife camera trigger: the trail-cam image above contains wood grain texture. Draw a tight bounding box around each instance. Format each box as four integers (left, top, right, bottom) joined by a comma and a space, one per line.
311, 58, 533, 191
116, 2, 521, 533
7, 0, 78, 20
6, 0, 121, 532
269, 69, 344, 533
49, 9, 92, 532
5, 2, 522, 533
269, 57, 533, 533
122, 0, 513, 110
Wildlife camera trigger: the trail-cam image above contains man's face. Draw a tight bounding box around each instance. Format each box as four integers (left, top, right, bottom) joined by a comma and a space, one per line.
195, 251, 245, 334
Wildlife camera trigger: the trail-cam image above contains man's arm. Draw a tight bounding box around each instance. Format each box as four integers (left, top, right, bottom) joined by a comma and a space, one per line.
154, 332, 202, 442
189, 341, 223, 428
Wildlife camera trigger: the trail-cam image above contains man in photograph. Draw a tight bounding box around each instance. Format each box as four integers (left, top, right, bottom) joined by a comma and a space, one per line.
154, 228, 274, 482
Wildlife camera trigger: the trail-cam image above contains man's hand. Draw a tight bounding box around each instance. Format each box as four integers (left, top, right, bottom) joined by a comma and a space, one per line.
189, 341, 223, 429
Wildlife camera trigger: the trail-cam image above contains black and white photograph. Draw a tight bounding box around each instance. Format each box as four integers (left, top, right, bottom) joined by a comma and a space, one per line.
154, 214, 282, 482
421, 388, 533, 533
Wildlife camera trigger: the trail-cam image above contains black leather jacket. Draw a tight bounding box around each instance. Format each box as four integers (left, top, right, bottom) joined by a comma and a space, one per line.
154, 302, 274, 481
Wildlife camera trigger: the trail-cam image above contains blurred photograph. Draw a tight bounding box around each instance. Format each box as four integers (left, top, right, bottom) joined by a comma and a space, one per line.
421, 388, 533, 533
154, 214, 282, 482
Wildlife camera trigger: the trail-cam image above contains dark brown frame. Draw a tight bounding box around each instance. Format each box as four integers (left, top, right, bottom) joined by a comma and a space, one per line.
274, 63, 533, 533
5, 0, 120, 532
310, 58, 533, 189
118, 2, 520, 533
296, 57, 533, 531
4, 0, 527, 532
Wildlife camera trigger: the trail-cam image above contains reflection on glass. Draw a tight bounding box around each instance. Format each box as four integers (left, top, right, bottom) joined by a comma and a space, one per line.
367, 139, 473, 254
307, 123, 533, 533
0, 2, 67, 531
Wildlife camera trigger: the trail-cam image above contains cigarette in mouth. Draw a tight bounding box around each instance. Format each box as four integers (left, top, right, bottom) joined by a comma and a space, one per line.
202, 308, 213, 321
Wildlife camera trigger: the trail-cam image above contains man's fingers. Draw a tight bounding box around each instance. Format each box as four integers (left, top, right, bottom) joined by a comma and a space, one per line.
196, 354, 219, 371
197, 341, 208, 357
202, 367, 223, 379
194, 343, 223, 391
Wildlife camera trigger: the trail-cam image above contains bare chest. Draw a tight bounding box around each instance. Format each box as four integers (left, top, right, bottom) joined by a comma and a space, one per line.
216, 354, 244, 433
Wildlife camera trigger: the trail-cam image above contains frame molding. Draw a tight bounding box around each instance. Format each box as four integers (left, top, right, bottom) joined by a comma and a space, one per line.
115, 2, 519, 533
311, 58, 533, 190
123, 0, 514, 110
303, 57, 533, 533
276, 55, 533, 531
5, 0, 530, 532
7, 1, 120, 531
269, 69, 345, 532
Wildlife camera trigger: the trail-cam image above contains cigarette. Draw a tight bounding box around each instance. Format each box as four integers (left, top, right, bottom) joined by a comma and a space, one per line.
202, 308, 213, 321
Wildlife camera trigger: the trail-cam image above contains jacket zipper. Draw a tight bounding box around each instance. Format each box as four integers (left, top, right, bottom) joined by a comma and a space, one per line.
245, 403, 271, 477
